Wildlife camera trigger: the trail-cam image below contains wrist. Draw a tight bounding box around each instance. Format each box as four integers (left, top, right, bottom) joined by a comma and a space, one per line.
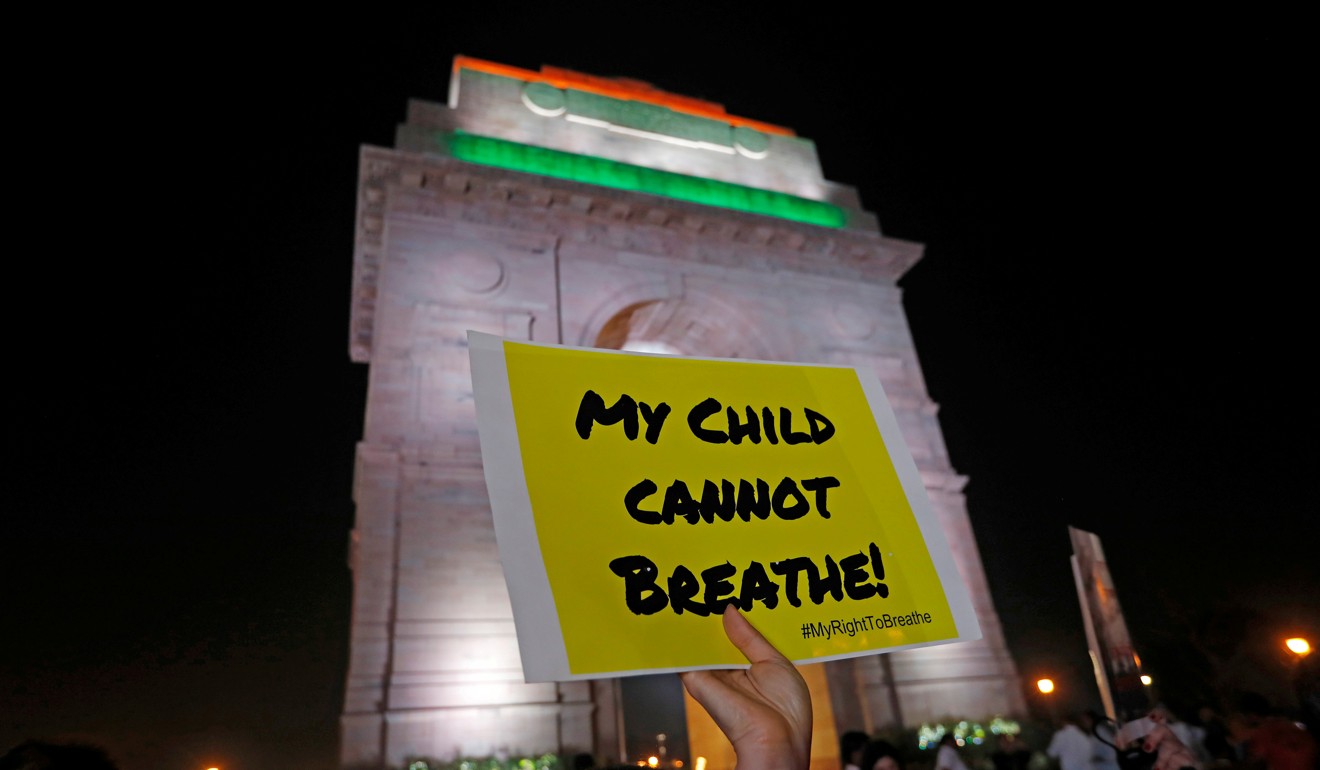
734, 743, 808, 770
735, 756, 803, 770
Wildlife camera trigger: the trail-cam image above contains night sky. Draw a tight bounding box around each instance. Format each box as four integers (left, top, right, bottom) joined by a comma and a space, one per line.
8, 12, 1315, 770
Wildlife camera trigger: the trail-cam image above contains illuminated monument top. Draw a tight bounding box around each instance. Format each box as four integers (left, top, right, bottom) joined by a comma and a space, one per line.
395, 56, 874, 229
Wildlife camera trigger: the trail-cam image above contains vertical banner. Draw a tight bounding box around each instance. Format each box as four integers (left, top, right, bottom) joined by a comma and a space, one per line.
470, 332, 981, 682
1069, 526, 1148, 720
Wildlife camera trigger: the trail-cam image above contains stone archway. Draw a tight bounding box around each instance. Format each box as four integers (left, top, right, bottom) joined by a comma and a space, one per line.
591, 295, 776, 361
342, 57, 1026, 770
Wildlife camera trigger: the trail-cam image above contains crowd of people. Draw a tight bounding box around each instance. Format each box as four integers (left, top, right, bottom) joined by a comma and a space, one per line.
833, 700, 1315, 770
682, 608, 1316, 770
4, 607, 1313, 770
833, 693, 1316, 770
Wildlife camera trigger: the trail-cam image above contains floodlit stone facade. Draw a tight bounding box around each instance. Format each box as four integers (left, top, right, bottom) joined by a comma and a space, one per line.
342, 57, 1025, 769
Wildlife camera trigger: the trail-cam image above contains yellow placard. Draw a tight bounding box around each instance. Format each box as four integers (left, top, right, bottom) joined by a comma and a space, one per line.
468, 333, 979, 681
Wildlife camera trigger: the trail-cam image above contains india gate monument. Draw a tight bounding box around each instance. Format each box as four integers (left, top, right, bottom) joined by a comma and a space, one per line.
342, 56, 1026, 768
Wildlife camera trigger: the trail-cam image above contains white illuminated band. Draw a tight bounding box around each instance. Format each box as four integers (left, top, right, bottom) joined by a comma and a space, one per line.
520, 90, 566, 117
565, 114, 738, 154
522, 82, 769, 159
734, 143, 769, 160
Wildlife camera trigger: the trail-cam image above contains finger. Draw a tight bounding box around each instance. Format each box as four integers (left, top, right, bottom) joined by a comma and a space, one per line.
1142, 724, 1173, 752
680, 670, 747, 738
679, 670, 716, 706
1154, 748, 1195, 770
722, 606, 789, 665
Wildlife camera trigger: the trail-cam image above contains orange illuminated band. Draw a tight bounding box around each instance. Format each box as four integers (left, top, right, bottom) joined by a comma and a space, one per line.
454, 55, 795, 137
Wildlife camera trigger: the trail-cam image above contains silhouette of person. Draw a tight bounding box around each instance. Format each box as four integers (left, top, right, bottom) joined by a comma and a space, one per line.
936, 734, 970, 770
861, 739, 905, 770
992, 732, 1033, 770
0, 740, 120, 770
841, 730, 870, 770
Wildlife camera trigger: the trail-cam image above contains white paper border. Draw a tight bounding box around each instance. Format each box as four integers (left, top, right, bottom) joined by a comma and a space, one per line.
468, 331, 571, 680
469, 331, 981, 682
855, 370, 981, 642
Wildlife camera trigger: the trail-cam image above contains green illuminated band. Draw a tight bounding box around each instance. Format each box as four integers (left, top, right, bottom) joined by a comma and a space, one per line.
446, 132, 846, 228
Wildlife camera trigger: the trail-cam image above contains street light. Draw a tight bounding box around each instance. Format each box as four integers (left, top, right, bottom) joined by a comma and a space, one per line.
1285, 637, 1311, 657
1036, 678, 1058, 725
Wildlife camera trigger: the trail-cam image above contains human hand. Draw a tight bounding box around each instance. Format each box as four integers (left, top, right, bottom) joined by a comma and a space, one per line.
1142, 712, 1200, 770
680, 607, 812, 770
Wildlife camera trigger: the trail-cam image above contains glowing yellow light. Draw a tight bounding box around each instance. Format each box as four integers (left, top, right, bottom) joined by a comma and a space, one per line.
1286, 637, 1311, 656
1036, 678, 1055, 694
675, 762, 684, 768
648, 757, 660, 768
1140, 675, 1152, 685
696, 759, 707, 770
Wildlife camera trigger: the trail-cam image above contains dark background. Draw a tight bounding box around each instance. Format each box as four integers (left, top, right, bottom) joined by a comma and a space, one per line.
8, 10, 1315, 769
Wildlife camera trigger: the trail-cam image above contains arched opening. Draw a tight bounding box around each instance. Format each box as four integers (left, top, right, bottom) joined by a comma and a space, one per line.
591, 297, 776, 361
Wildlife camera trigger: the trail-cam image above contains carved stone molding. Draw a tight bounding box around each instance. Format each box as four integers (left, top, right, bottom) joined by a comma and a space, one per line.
349, 147, 923, 361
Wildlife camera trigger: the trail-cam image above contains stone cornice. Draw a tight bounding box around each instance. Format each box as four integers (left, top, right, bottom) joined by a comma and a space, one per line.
350, 146, 923, 362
